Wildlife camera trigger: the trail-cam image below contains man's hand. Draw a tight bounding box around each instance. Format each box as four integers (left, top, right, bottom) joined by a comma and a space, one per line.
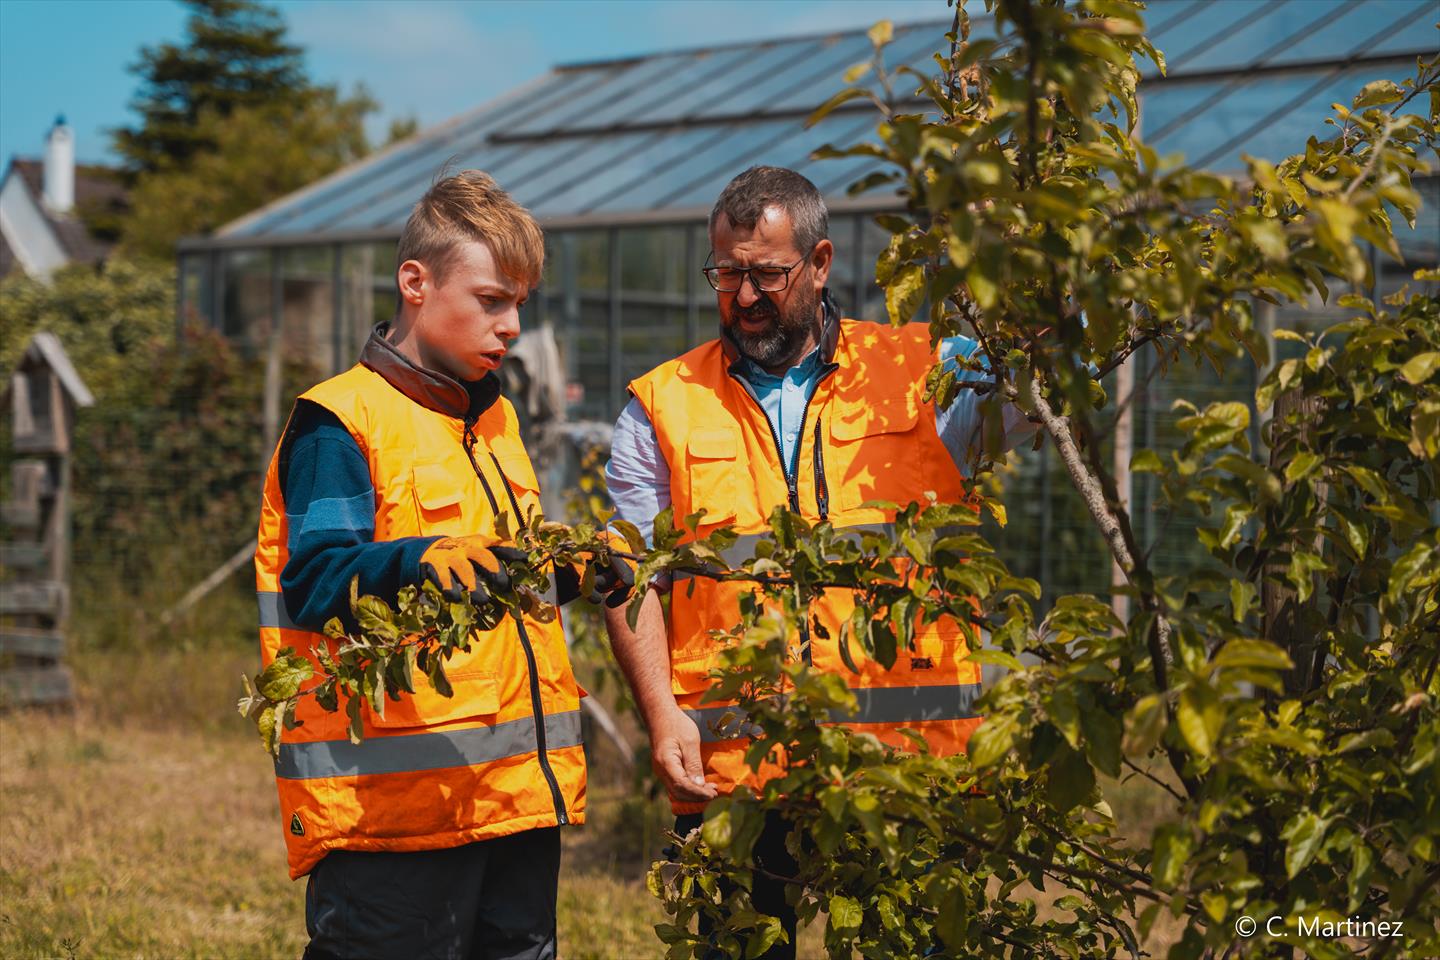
419, 536, 526, 605
649, 705, 718, 804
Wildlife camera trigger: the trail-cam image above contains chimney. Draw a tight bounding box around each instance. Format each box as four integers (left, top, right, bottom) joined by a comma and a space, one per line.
43, 115, 75, 214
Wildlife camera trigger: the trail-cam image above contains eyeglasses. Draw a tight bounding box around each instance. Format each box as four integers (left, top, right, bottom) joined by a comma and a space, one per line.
702, 246, 816, 293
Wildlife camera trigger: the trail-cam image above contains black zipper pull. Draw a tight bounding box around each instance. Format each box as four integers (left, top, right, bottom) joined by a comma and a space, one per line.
813, 421, 829, 522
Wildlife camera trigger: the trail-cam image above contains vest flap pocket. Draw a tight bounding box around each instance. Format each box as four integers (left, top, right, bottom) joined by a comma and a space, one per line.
412, 462, 464, 511
831, 397, 919, 441
684, 428, 738, 524
688, 428, 737, 460
670, 649, 714, 696
368, 670, 500, 728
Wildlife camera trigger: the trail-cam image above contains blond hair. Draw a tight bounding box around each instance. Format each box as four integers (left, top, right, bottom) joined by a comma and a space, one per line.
397, 170, 544, 287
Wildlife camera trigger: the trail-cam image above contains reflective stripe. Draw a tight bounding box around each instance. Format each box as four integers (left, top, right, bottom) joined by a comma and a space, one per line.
671, 523, 897, 581
257, 590, 300, 631
683, 683, 982, 743
275, 709, 583, 780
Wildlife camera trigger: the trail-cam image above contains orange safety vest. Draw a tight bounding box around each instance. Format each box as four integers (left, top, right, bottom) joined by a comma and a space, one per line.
255, 332, 585, 878
629, 311, 983, 814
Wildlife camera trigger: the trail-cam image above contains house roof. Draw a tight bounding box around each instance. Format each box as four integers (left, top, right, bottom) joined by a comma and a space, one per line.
6, 158, 126, 267
197, 0, 1434, 250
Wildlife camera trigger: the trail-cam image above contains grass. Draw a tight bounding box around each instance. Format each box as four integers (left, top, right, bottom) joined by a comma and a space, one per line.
2, 627, 1184, 958
0, 643, 667, 960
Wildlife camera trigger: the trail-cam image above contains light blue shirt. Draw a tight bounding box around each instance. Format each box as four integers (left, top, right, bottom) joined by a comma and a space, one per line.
606, 334, 1035, 544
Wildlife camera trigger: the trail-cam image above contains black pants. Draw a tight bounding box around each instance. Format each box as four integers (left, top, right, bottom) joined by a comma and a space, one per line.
302, 827, 561, 960
674, 811, 799, 960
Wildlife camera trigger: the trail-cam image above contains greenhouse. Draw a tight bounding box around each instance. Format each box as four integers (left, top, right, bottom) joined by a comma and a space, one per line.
177, 0, 1437, 602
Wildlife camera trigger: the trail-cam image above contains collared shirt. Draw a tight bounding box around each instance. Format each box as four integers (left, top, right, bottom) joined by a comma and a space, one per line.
606, 332, 1036, 544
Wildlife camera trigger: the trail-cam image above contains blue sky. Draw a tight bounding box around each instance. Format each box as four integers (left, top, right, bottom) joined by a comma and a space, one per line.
0, 0, 947, 168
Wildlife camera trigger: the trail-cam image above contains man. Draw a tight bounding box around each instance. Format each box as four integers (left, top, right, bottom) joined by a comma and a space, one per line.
255, 171, 618, 960
604, 166, 1036, 955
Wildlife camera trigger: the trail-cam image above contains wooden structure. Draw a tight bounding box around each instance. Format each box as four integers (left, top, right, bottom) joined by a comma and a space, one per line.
1, 332, 92, 706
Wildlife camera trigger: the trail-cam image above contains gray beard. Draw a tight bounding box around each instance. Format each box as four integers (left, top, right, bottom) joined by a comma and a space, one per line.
732, 288, 821, 369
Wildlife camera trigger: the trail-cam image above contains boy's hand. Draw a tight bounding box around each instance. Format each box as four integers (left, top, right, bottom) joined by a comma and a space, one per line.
555, 532, 637, 608
420, 537, 526, 604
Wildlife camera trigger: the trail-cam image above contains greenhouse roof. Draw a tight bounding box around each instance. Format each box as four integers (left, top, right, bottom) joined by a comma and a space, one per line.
200, 0, 1433, 249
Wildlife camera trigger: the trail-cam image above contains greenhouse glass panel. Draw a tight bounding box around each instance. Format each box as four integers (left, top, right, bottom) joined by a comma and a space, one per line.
658, 113, 884, 210
508, 55, 691, 137
339, 241, 398, 365
537, 127, 730, 217
178, 253, 212, 330
1267, 0, 1432, 65
221, 249, 271, 347
1158, 0, 1303, 73
280, 246, 336, 376
630, 38, 831, 126
687, 36, 879, 121
580, 46, 758, 130
1146, 65, 1407, 170
857, 216, 891, 324
1171, 0, 1355, 74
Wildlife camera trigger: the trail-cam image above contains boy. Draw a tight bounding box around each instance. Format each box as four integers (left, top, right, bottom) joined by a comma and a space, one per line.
255, 171, 611, 960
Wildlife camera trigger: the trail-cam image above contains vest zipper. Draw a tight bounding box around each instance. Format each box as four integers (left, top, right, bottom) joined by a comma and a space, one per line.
725, 360, 839, 665
813, 420, 829, 522
487, 450, 569, 827
459, 419, 569, 826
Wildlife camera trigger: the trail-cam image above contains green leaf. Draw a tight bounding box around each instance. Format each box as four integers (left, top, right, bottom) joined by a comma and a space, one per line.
968, 712, 1017, 768
1046, 745, 1095, 813
1177, 683, 1222, 759
701, 807, 732, 850
1335, 728, 1394, 754
256, 648, 313, 701
1152, 824, 1192, 888
964, 648, 1024, 671
1212, 638, 1292, 672
828, 894, 863, 934
1229, 579, 1257, 623
1352, 79, 1403, 108
1080, 705, 1123, 778
1131, 448, 1165, 473
1399, 351, 1440, 385
745, 916, 785, 959
806, 87, 866, 127
886, 263, 925, 326
1122, 694, 1167, 757
610, 518, 646, 554
1282, 812, 1331, 879
1284, 450, 1322, 484
867, 19, 893, 47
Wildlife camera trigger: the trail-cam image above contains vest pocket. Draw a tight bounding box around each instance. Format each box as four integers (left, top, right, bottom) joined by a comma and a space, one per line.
685, 428, 738, 525
411, 460, 464, 534
367, 669, 500, 728
670, 648, 715, 697
828, 397, 922, 511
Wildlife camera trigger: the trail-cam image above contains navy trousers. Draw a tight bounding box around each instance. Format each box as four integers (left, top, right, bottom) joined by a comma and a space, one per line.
674, 811, 799, 960
302, 827, 561, 960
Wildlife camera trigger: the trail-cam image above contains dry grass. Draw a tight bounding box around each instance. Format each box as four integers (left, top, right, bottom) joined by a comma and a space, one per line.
1, 641, 1183, 959
0, 645, 665, 959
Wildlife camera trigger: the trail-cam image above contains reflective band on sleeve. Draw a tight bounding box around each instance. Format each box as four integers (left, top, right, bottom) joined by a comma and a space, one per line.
682, 683, 982, 743
257, 590, 300, 630
275, 709, 584, 780
670, 523, 897, 582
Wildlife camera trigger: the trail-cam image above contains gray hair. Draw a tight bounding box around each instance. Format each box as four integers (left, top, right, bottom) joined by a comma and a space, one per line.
708, 166, 829, 254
